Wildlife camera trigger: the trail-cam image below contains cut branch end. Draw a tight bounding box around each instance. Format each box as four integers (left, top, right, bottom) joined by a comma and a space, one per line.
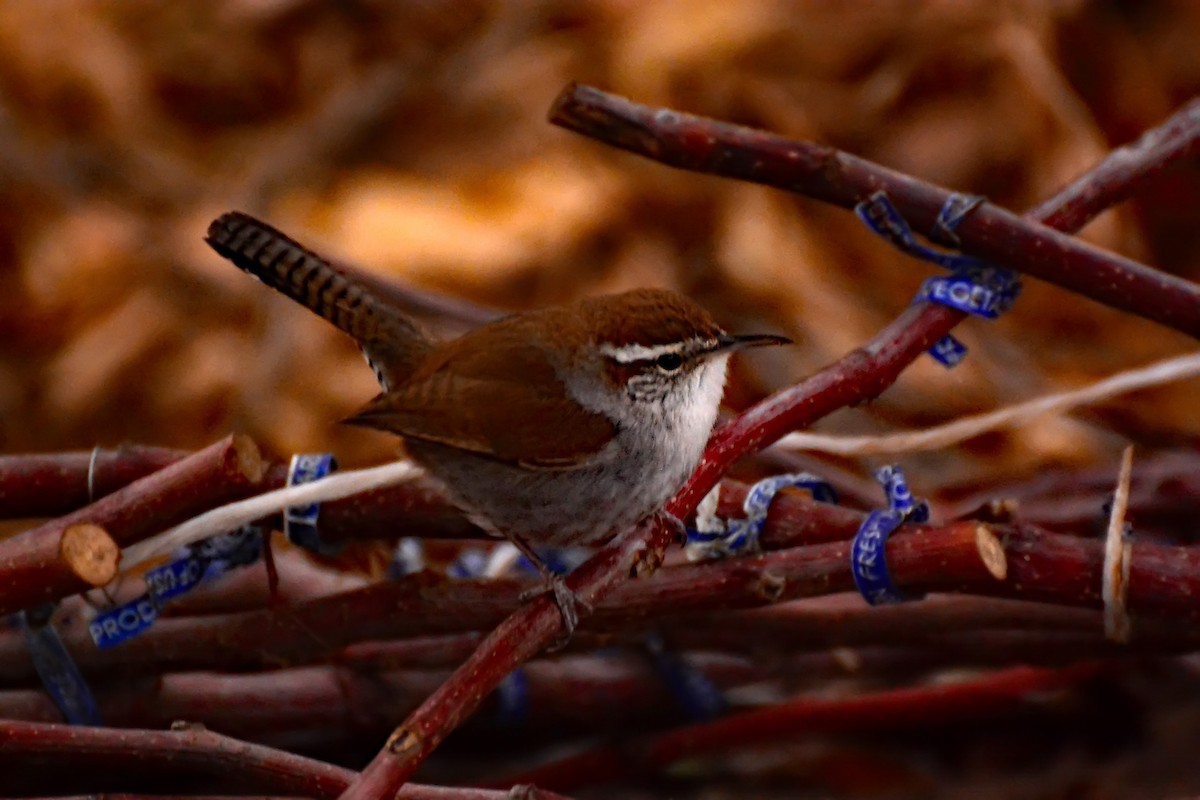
59, 523, 119, 586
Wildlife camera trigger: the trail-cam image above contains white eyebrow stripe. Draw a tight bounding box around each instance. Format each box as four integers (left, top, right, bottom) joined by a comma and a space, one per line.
599, 339, 719, 364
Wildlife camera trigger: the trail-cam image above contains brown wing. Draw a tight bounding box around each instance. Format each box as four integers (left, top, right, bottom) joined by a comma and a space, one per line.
344, 318, 615, 469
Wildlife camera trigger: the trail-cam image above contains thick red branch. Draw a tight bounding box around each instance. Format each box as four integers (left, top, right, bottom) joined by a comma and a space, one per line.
0, 435, 266, 615
19, 520, 1198, 686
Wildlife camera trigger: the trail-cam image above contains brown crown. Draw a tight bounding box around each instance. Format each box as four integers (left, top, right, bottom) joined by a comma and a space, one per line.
569, 289, 724, 348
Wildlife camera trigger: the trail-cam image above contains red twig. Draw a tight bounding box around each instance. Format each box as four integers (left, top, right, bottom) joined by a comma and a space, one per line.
0, 445, 182, 519
0, 446, 480, 542
1027, 98, 1200, 232
550, 84, 1200, 339
10, 516, 1200, 684
944, 449, 1200, 540
0, 719, 353, 797
487, 663, 1106, 791
0, 434, 266, 615
0, 720, 570, 799
0, 654, 759, 741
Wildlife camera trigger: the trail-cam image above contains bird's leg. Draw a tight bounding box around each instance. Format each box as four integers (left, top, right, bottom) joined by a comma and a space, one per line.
510, 535, 591, 640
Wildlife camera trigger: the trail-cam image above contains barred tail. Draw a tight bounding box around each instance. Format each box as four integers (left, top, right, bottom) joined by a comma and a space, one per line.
206, 211, 430, 387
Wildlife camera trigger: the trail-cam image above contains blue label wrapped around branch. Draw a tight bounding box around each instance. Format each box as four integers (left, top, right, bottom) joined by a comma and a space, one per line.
850, 509, 907, 606
88, 597, 159, 649
854, 191, 1022, 369
850, 465, 929, 605
687, 472, 839, 559
88, 526, 263, 650
285, 453, 341, 555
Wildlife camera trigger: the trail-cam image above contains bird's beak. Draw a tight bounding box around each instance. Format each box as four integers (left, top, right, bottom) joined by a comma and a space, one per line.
713, 332, 793, 353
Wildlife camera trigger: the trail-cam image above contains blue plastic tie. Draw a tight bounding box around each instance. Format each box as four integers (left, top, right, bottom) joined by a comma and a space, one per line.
492, 669, 529, 726
89, 526, 263, 650
850, 465, 929, 605
688, 472, 838, 558
446, 547, 489, 580
285, 453, 342, 555
643, 633, 727, 721
854, 191, 1021, 368
17, 605, 102, 725
928, 334, 968, 367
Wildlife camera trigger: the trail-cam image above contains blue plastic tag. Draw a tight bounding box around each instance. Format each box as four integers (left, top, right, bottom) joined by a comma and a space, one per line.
447, 548, 488, 580
18, 607, 102, 724
89, 526, 263, 650
854, 191, 1022, 368
931, 193, 985, 246
144, 556, 206, 604
850, 509, 907, 605
88, 596, 159, 649
388, 537, 426, 579
855, 191, 991, 272
916, 275, 1009, 319
643, 633, 726, 721
687, 472, 839, 558
928, 335, 968, 367
491, 669, 529, 726
285, 453, 341, 555
850, 465, 929, 605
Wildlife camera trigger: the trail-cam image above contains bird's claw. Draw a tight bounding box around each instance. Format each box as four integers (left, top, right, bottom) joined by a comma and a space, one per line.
520, 574, 591, 650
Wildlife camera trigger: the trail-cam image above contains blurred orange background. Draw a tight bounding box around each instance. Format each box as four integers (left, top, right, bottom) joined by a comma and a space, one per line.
1, 0, 1198, 497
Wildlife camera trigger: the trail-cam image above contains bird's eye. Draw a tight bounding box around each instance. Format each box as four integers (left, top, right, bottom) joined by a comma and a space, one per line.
655, 352, 684, 373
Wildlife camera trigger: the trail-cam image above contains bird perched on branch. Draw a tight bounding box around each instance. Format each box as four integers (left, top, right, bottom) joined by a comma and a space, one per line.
206, 211, 789, 631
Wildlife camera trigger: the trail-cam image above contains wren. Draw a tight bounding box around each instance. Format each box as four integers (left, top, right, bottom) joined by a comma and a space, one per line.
206, 212, 789, 630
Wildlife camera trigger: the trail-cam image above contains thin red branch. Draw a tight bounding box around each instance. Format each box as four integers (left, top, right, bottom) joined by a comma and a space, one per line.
1028, 98, 1200, 231
0, 719, 353, 797
0, 445, 182, 519
488, 663, 1107, 791
0, 720, 569, 799
0, 654, 759, 741
0, 446, 480, 541
550, 84, 1200, 339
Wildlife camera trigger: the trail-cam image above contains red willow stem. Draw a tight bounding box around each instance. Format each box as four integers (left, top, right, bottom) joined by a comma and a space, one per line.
487, 663, 1107, 791
28, 796, 304, 800
0, 434, 266, 615
1028, 97, 1200, 231
0, 719, 353, 798
0, 654, 759, 740
11, 516, 1200, 685
550, 84, 1200, 339
338, 91, 1200, 796
0, 519, 989, 681
0, 445, 182, 519
944, 448, 1200, 537
0, 720, 570, 800
0, 446, 480, 541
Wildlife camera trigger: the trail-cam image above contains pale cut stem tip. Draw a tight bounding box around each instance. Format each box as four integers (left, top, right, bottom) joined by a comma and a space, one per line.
1103, 446, 1135, 644
231, 433, 266, 484
60, 522, 120, 587
974, 524, 1007, 581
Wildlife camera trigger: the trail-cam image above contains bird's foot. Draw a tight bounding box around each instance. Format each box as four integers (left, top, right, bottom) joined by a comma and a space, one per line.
520, 574, 591, 648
